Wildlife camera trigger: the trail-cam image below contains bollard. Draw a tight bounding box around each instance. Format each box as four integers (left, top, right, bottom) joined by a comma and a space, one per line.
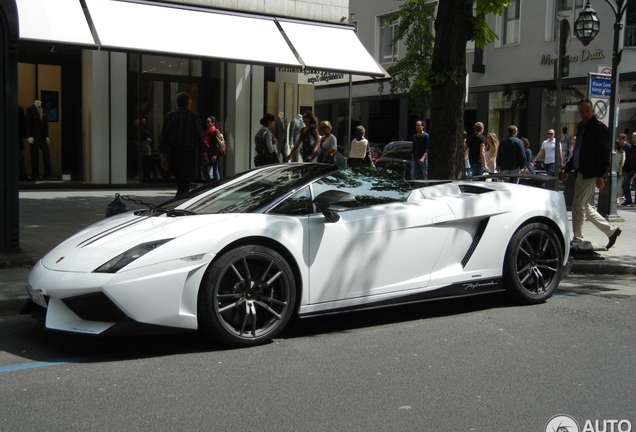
105, 193, 128, 218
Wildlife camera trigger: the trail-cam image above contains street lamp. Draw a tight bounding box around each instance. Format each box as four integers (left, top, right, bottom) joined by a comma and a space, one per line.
574, 1, 601, 46
574, 0, 627, 221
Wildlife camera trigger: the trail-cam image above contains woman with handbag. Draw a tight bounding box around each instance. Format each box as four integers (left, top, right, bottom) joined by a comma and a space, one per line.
317, 121, 337, 164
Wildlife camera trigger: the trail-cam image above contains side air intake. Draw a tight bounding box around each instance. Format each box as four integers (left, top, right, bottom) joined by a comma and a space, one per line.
458, 184, 493, 194
461, 219, 489, 267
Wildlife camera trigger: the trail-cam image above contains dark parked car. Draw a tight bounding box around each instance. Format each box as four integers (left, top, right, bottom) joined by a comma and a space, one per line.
368, 142, 386, 162
374, 141, 412, 179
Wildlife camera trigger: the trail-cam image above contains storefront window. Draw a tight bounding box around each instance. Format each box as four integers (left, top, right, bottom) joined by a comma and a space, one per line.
129, 54, 202, 77
487, 90, 527, 138
128, 52, 204, 183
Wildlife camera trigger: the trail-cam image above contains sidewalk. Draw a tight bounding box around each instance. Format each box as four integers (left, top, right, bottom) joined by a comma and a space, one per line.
1, 188, 635, 316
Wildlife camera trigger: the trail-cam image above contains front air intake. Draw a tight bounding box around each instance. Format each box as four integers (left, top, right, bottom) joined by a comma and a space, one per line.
62, 292, 128, 322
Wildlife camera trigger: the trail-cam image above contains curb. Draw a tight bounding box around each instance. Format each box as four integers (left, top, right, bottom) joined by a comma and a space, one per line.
570, 262, 636, 275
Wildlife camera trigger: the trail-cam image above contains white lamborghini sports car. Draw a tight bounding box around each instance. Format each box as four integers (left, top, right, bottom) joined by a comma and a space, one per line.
26, 164, 571, 347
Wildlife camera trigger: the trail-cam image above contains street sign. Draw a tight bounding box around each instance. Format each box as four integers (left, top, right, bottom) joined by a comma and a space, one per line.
589, 73, 611, 98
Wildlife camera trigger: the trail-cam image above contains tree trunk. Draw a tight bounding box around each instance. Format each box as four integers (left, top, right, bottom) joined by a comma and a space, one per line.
428, 0, 473, 180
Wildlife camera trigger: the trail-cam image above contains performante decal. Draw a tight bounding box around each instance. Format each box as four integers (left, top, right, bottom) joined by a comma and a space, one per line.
299, 278, 505, 317
461, 280, 500, 291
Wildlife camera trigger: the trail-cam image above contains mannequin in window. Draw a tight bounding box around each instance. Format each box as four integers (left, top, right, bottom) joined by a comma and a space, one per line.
25, 100, 52, 179
275, 112, 288, 161
289, 114, 304, 162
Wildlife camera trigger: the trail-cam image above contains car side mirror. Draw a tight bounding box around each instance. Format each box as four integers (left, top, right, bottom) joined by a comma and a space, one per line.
313, 190, 357, 223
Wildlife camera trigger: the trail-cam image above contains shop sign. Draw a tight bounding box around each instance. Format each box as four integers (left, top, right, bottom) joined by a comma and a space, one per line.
278, 67, 345, 84
541, 48, 605, 66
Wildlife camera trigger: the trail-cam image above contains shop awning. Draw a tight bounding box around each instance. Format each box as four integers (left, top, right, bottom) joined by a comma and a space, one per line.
277, 20, 385, 78
15, 0, 385, 77
83, 0, 302, 68
16, 0, 97, 47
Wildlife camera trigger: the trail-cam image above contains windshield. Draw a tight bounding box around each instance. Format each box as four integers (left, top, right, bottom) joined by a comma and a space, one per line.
158, 164, 331, 215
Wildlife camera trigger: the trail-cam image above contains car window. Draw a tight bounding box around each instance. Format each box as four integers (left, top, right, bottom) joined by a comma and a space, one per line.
269, 186, 313, 215
312, 167, 411, 208
381, 143, 412, 160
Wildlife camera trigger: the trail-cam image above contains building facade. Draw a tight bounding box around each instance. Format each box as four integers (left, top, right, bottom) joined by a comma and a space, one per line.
8, 0, 382, 184
323, 0, 636, 153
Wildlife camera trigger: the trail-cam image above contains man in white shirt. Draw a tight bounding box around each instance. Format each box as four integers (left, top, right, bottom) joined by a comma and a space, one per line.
533, 129, 562, 177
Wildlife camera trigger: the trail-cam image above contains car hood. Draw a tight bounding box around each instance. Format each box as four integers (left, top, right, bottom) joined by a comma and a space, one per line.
40, 213, 236, 272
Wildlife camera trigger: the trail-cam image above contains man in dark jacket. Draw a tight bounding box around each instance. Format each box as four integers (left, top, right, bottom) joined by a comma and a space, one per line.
160, 92, 207, 197
496, 125, 526, 182
563, 99, 621, 249
620, 134, 636, 206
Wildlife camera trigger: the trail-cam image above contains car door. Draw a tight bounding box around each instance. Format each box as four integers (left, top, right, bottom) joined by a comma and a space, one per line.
306, 170, 454, 304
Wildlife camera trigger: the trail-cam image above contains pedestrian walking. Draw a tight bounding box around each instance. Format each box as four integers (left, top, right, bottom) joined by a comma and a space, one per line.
620, 133, 636, 206
485, 133, 499, 173
496, 125, 526, 182
562, 99, 621, 249
411, 120, 429, 180
160, 92, 207, 197
464, 122, 487, 176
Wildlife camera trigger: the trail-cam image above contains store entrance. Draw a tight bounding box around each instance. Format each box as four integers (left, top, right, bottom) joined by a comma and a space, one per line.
129, 78, 201, 183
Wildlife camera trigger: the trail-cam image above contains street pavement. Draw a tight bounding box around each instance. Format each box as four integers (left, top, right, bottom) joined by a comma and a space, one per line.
1, 187, 635, 316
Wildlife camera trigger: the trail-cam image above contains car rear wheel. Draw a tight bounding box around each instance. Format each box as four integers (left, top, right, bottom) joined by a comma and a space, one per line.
503, 223, 563, 304
198, 245, 296, 347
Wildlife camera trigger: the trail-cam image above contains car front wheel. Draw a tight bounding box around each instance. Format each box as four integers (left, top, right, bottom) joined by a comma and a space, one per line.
198, 245, 296, 347
503, 222, 563, 304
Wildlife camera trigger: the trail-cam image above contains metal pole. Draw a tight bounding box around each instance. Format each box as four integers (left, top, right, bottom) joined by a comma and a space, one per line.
598, 0, 625, 220
346, 73, 353, 167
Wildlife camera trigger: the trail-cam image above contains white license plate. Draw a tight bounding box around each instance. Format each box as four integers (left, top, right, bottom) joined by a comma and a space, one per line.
26, 286, 48, 308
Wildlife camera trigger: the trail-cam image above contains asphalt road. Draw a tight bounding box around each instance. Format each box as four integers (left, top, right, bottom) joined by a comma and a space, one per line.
1, 275, 634, 432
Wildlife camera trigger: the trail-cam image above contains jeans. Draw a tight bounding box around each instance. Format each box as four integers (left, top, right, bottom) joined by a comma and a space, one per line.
411, 157, 428, 180
470, 163, 484, 176
501, 168, 520, 183
544, 163, 555, 176
621, 170, 636, 203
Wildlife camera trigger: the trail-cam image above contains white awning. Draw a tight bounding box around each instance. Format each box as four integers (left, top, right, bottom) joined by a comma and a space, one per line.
16, 0, 97, 47
277, 20, 386, 78
15, 0, 385, 77
83, 0, 302, 68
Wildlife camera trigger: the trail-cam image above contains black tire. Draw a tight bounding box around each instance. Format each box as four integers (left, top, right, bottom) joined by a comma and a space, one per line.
198, 245, 296, 347
503, 223, 563, 304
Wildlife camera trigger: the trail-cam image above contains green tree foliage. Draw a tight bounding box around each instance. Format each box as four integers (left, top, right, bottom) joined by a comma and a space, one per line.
381, 0, 510, 179
379, 0, 435, 119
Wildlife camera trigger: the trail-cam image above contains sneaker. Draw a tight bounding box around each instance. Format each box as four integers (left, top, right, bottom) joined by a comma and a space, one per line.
606, 228, 622, 250
620, 202, 633, 206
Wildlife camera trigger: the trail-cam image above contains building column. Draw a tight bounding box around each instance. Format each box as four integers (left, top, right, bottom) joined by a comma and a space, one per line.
0, 0, 20, 252
81, 50, 127, 184
224, 63, 264, 176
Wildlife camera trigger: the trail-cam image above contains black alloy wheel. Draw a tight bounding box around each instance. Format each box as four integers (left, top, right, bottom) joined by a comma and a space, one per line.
198, 245, 296, 347
503, 222, 563, 304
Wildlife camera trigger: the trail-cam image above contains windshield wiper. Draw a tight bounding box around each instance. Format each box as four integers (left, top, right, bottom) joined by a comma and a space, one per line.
151, 207, 197, 217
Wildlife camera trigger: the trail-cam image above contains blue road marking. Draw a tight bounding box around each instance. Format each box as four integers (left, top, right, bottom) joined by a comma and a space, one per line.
554, 290, 579, 297
0, 359, 73, 373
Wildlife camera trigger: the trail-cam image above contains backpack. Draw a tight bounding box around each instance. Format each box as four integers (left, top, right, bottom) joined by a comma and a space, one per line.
255, 128, 269, 155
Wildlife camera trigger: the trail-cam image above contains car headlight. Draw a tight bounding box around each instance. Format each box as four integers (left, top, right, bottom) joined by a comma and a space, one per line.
94, 239, 173, 273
